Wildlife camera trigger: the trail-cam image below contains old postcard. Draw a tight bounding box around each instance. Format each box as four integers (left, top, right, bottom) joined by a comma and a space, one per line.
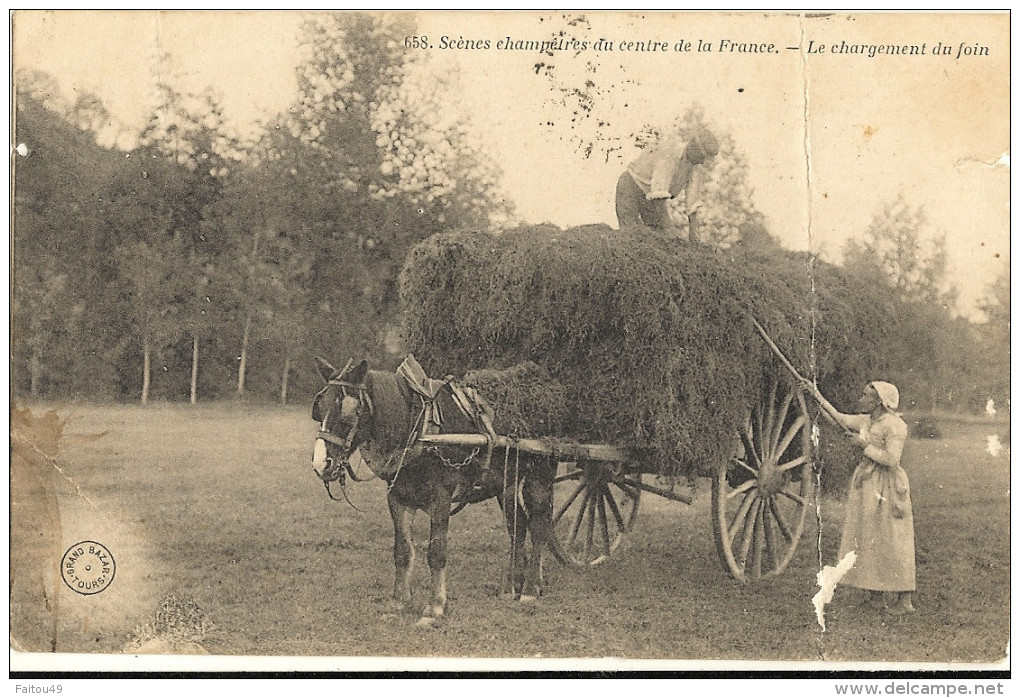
10, 10, 1010, 678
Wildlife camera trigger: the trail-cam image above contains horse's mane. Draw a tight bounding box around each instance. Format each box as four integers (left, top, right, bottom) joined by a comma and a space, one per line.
366, 370, 415, 456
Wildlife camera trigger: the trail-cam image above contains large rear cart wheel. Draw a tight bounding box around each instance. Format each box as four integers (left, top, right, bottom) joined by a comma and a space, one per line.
712, 375, 815, 581
550, 461, 641, 568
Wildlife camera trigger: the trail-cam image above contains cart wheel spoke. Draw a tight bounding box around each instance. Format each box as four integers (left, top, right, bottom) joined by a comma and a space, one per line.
553, 479, 586, 524
712, 375, 814, 581
604, 486, 626, 530
567, 489, 591, 546
762, 376, 778, 451
551, 462, 641, 568
726, 490, 756, 542
777, 488, 805, 506
596, 494, 611, 560
733, 458, 758, 477
553, 468, 584, 484
773, 415, 806, 462
726, 478, 756, 500
769, 496, 793, 542
754, 382, 768, 458
739, 424, 761, 467
751, 502, 766, 579
583, 491, 597, 558
762, 498, 779, 569
770, 390, 796, 455
737, 498, 760, 567
776, 454, 808, 473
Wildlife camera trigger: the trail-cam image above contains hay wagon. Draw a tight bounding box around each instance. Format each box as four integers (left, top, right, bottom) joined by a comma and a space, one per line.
419, 367, 814, 582
399, 224, 878, 583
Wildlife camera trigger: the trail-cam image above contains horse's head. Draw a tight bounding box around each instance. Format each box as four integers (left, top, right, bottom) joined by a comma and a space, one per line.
311, 357, 373, 489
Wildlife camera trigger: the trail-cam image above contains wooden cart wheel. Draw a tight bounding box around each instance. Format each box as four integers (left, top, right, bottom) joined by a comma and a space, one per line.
712, 374, 815, 581
550, 461, 641, 568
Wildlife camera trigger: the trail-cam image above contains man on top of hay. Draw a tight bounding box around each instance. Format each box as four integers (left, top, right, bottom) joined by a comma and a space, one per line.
615, 124, 720, 243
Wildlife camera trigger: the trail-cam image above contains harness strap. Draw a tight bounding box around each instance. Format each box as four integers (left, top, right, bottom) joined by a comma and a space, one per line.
317, 431, 348, 447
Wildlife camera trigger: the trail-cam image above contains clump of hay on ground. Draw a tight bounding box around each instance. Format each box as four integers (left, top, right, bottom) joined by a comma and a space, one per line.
401, 224, 890, 476
123, 593, 214, 655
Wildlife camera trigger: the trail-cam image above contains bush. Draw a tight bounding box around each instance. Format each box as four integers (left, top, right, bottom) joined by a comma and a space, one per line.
911, 415, 942, 439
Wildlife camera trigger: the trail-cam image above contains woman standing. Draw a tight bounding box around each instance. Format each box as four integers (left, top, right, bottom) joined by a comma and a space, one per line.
801, 380, 916, 614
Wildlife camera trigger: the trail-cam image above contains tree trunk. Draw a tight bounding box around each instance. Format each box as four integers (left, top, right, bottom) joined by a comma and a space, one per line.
190, 332, 200, 405
237, 311, 252, 400
280, 353, 291, 406
237, 229, 261, 402
141, 335, 151, 405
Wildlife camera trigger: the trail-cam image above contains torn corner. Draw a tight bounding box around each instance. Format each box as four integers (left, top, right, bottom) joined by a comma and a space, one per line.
812, 550, 857, 631
953, 151, 1010, 170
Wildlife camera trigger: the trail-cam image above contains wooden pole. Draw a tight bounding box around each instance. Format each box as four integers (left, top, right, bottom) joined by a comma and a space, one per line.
417, 433, 629, 462
747, 315, 850, 433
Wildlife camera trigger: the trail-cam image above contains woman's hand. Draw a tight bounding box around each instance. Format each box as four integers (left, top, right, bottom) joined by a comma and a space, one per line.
845, 432, 868, 449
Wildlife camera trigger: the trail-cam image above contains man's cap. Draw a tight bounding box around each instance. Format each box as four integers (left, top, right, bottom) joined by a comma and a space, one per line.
689, 125, 720, 160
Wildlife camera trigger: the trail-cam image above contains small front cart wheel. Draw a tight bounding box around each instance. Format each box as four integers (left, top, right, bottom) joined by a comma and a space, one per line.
712, 374, 815, 581
550, 461, 641, 568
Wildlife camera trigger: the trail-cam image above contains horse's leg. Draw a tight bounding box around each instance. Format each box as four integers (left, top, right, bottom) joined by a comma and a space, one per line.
499, 477, 528, 599
388, 492, 415, 612
520, 458, 555, 602
418, 482, 452, 626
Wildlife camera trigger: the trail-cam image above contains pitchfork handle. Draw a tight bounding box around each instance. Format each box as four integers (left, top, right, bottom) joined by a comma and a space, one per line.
747, 315, 852, 435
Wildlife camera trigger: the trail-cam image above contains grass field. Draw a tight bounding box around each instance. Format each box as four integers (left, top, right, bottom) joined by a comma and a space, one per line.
10, 402, 1011, 667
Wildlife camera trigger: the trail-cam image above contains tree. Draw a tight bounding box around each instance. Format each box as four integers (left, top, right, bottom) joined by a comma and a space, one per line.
115, 236, 189, 403
844, 195, 952, 306
13, 80, 131, 398
979, 261, 1010, 342
126, 79, 237, 402
842, 195, 964, 410
14, 19, 518, 403
971, 262, 1010, 411
210, 11, 514, 395
13, 263, 69, 397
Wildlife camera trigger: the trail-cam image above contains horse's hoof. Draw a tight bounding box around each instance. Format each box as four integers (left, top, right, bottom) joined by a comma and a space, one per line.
416, 616, 438, 629
519, 594, 538, 604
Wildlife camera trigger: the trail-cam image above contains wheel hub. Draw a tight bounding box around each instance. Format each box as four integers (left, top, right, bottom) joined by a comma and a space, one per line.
756, 460, 786, 496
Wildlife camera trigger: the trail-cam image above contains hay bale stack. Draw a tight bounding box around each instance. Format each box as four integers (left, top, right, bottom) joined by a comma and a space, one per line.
462, 362, 569, 438
401, 224, 888, 475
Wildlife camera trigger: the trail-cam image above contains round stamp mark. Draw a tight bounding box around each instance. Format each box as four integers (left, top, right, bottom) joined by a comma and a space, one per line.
61, 541, 116, 595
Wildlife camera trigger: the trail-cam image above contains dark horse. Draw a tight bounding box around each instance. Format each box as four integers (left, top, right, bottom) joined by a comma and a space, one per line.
311, 357, 558, 625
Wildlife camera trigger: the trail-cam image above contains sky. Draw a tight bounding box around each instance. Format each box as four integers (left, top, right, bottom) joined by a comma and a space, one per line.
12, 10, 1010, 316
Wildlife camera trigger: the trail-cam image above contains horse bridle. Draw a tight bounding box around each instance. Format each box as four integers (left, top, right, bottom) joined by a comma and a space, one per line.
315, 372, 376, 499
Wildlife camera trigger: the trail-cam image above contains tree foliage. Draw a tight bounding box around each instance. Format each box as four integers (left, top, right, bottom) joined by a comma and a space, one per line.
840, 195, 986, 411
844, 195, 952, 306
12, 13, 514, 404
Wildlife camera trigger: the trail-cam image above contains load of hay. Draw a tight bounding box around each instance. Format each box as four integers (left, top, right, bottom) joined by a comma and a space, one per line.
462, 362, 569, 439
400, 223, 891, 476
